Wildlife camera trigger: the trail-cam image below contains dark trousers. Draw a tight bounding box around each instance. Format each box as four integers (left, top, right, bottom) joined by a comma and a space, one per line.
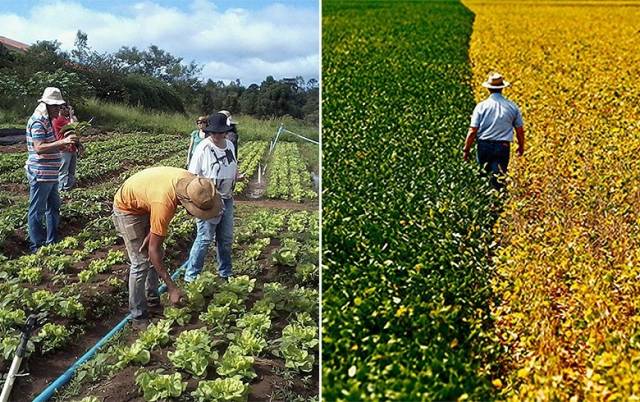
477, 140, 510, 190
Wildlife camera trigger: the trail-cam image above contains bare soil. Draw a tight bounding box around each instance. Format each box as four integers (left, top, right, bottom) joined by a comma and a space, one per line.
67, 216, 318, 401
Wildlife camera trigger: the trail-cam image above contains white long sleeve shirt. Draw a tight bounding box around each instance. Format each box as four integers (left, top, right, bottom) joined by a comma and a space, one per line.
188, 138, 237, 199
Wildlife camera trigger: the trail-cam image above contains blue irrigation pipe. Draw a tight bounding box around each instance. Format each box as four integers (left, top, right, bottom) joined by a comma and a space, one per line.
33, 268, 183, 402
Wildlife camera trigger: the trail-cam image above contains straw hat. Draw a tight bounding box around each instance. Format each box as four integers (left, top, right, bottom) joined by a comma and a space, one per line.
176, 176, 223, 220
481, 72, 510, 89
38, 87, 66, 105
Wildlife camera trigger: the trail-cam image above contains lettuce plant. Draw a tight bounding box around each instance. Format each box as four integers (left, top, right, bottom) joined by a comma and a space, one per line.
135, 370, 186, 402
191, 376, 248, 402
223, 275, 256, 299
213, 291, 245, 313
168, 328, 218, 377
236, 313, 271, 337
35, 323, 70, 353
138, 319, 172, 350
116, 340, 151, 369
199, 305, 231, 335
232, 329, 267, 356
216, 345, 255, 379
163, 306, 191, 326
281, 343, 314, 372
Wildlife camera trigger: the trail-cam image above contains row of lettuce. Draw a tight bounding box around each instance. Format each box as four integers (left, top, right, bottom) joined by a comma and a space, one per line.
62, 207, 319, 401
322, 1, 502, 400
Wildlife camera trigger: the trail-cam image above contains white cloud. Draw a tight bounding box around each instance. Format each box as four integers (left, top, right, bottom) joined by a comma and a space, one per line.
0, 0, 319, 85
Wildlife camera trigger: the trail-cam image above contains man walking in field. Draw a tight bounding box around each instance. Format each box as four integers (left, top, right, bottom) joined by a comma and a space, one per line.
463, 72, 525, 190
25, 87, 79, 252
112, 166, 223, 328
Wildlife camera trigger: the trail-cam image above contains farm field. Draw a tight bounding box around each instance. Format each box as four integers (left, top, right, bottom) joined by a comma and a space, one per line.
464, 0, 640, 399
0, 119, 319, 401
322, 1, 502, 400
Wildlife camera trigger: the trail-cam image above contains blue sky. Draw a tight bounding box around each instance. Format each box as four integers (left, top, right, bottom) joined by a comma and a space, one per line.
0, 0, 319, 85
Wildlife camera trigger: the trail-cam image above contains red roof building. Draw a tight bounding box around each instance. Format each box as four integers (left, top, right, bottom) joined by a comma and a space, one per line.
0, 36, 30, 53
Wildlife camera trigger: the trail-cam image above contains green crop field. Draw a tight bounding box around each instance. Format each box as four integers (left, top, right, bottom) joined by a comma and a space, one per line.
322, 1, 503, 400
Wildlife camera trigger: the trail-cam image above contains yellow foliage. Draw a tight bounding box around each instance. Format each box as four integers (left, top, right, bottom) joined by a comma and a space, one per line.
464, 0, 640, 400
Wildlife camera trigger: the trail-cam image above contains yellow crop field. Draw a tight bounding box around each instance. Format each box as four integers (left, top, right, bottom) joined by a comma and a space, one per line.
464, 1, 640, 400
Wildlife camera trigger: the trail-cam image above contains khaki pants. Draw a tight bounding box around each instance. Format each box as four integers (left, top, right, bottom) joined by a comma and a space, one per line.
112, 208, 159, 320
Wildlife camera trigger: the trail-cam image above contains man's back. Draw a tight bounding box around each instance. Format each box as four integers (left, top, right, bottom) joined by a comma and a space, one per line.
471, 93, 523, 142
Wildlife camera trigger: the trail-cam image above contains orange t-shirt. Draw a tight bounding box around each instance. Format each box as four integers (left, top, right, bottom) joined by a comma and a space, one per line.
114, 166, 193, 236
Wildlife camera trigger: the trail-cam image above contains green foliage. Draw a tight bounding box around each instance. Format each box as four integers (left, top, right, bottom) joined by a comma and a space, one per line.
199, 305, 232, 335
191, 376, 249, 402
35, 323, 70, 353
138, 319, 172, 350
236, 313, 271, 337
135, 370, 186, 402
163, 306, 191, 326
168, 328, 218, 377
58, 297, 86, 320
212, 291, 245, 314
223, 275, 256, 299
115, 341, 151, 369
323, 0, 501, 399
231, 329, 267, 357
217, 345, 256, 380
18, 265, 43, 284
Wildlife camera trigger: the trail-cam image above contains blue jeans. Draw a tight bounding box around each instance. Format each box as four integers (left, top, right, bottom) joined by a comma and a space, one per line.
477, 140, 510, 190
183, 198, 234, 281
26, 168, 61, 252
59, 152, 77, 191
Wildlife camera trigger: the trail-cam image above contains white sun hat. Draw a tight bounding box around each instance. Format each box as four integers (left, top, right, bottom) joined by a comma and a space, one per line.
481, 72, 510, 89
219, 110, 238, 125
38, 87, 66, 105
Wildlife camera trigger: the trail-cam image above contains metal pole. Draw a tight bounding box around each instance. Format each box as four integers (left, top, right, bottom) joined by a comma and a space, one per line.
0, 314, 39, 402
258, 163, 261, 184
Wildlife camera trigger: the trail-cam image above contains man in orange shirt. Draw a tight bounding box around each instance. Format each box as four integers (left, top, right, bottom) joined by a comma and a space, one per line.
112, 166, 222, 328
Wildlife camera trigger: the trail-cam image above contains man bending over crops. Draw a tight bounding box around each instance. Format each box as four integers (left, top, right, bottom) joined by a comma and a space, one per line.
463, 72, 525, 190
25, 87, 80, 252
112, 167, 223, 328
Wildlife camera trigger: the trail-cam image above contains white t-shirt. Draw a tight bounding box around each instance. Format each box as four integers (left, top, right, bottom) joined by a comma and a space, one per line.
188, 138, 237, 198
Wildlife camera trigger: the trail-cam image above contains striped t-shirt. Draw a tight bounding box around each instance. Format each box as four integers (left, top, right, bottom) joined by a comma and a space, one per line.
25, 111, 62, 182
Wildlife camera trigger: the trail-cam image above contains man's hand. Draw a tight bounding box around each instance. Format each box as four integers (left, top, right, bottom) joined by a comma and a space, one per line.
139, 232, 150, 253
236, 172, 247, 181
517, 146, 524, 157
462, 149, 470, 161
64, 134, 79, 145
168, 286, 184, 305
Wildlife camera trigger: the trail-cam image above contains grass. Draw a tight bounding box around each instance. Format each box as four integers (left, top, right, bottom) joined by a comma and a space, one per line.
0, 98, 318, 144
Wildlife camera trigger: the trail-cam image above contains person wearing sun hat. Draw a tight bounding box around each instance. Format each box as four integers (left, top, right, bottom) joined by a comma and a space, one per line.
219, 110, 239, 158
112, 166, 223, 329
463, 72, 525, 190
182, 112, 245, 283
25, 87, 80, 252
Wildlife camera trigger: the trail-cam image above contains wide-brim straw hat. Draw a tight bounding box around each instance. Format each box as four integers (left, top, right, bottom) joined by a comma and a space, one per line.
176, 176, 223, 220
38, 87, 66, 105
481, 72, 510, 89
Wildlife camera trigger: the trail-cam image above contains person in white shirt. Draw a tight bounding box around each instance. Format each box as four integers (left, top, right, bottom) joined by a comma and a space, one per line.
182, 112, 243, 282
463, 72, 525, 190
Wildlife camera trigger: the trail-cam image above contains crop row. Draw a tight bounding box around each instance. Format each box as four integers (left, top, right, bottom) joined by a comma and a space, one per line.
466, 1, 640, 399
234, 141, 268, 194
322, 1, 502, 400
266, 142, 315, 202
61, 207, 319, 401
